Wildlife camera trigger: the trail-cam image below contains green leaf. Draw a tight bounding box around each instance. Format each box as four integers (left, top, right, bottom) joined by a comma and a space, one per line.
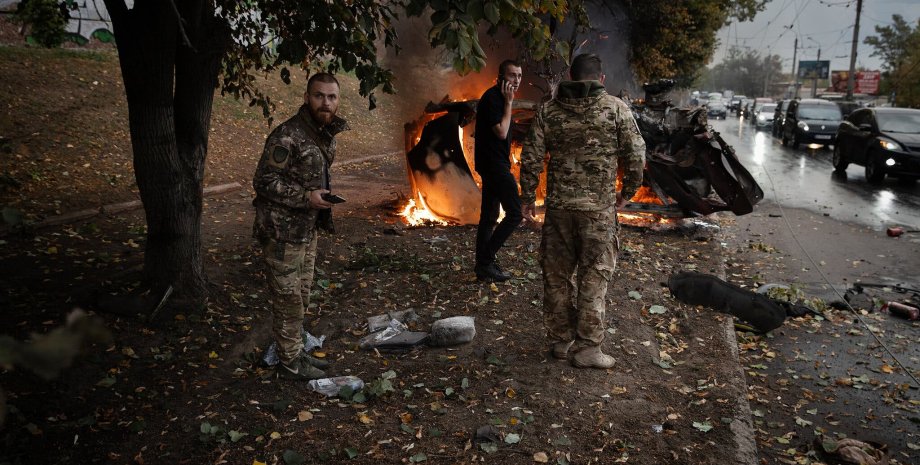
553, 436, 571, 446
1, 207, 23, 226
345, 447, 359, 459
467, 0, 484, 19
282, 449, 306, 465
444, 387, 455, 397
461, 378, 470, 389
649, 305, 667, 314
479, 442, 498, 454
200, 422, 212, 434
409, 452, 428, 462
692, 421, 713, 432
484, 2, 500, 24
228, 430, 248, 442
504, 433, 521, 444
628, 291, 642, 300
381, 370, 397, 380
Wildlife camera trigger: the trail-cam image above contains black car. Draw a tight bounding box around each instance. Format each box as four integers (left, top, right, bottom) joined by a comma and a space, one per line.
782, 99, 842, 148
707, 101, 727, 119
833, 107, 920, 183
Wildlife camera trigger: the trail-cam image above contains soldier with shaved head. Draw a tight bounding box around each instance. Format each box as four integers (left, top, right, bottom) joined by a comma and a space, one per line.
519, 53, 646, 369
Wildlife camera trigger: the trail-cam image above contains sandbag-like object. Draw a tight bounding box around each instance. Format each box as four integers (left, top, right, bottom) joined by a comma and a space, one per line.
668, 271, 785, 332
429, 316, 476, 346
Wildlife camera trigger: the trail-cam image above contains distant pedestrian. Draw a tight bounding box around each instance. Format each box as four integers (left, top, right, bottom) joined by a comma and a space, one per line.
472, 59, 525, 282
519, 53, 646, 369
252, 73, 347, 380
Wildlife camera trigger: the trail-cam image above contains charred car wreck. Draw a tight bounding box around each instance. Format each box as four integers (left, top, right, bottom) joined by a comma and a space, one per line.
403, 80, 763, 224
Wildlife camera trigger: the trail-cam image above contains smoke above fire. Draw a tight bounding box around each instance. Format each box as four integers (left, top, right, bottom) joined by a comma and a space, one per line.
382, 2, 638, 124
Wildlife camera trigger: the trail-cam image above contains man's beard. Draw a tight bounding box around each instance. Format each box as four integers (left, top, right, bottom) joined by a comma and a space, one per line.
309, 106, 335, 125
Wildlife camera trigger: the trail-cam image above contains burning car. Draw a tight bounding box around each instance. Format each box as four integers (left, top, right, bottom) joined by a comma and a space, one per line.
402, 80, 763, 225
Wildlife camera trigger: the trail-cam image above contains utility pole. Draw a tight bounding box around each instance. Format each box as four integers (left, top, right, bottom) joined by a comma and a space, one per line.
846, 0, 863, 100
812, 48, 821, 98
792, 37, 799, 99
763, 55, 769, 97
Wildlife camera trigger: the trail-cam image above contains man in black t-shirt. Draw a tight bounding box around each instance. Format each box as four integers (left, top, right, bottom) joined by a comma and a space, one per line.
473, 59, 524, 282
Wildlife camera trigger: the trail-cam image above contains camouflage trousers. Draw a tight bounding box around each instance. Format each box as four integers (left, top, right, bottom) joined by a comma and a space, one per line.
260, 235, 318, 365
539, 206, 619, 351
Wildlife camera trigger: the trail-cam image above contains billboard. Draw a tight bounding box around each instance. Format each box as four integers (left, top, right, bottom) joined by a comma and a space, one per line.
798, 60, 831, 79
830, 70, 881, 95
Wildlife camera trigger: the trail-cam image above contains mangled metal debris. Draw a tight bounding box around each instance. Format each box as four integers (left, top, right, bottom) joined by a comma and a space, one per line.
402, 80, 764, 224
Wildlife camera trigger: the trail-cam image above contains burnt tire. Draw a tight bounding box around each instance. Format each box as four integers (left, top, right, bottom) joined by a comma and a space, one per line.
865, 156, 886, 184
832, 145, 849, 171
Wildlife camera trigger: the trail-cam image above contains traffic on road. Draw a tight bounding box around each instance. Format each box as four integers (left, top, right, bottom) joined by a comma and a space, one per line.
707, 110, 920, 231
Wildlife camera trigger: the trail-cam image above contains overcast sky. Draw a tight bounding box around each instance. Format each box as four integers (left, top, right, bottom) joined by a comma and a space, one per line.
711, 0, 920, 74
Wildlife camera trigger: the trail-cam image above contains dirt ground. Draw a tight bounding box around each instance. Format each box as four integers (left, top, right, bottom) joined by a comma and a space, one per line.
10, 24, 916, 465
0, 35, 758, 464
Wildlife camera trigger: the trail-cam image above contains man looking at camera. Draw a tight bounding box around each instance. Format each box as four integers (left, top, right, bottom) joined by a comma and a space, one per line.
473, 59, 524, 282
252, 72, 347, 380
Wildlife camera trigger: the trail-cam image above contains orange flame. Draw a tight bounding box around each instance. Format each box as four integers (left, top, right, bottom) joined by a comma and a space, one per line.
400, 191, 449, 226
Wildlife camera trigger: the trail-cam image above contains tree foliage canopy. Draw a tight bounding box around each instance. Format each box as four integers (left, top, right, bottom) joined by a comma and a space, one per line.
864, 14, 920, 107
698, 46, 784, 97
623, 0, 768, 86
219, 0, 573, 115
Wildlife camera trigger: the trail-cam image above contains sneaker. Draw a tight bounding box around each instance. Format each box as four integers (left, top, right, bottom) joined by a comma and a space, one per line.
550, 341, 573, 360
571, 346, 616, 369
277, 358, 326, 380
475, 263, 511, 282
301, 353, 330, 369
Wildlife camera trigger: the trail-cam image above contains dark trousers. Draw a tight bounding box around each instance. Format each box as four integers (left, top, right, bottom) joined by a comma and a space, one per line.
475, 169, 523, 266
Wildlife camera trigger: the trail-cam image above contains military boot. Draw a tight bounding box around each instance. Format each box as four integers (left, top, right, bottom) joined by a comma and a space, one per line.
550, 341, 573, 360
572, 346, 616, 369
277, 357, 326, 380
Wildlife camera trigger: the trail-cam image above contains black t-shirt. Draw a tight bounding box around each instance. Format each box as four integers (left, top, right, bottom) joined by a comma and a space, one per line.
474, 85, 512, 175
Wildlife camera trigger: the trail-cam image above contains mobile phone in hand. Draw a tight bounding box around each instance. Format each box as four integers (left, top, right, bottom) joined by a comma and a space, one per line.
321, 193, 346, 204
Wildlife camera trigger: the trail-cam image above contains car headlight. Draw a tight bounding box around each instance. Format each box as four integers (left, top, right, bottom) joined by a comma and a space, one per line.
757, 114, 765, 121
797, 121, 809, 131
879, 139, 902, 151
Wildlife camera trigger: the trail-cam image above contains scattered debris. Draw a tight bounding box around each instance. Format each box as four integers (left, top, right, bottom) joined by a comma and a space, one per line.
262, 330, 326, 367
669, 271, 786, 332
815, 436, 889, 465
308, 376, 365, 397
428, 316, 476, 347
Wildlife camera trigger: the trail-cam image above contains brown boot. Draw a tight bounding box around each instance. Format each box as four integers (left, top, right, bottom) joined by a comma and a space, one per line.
572, 346, 616, 369
551, 341, 573, 360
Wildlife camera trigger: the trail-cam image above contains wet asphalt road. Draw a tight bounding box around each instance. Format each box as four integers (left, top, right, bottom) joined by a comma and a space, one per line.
710, 116, 920, 231
710, 115, 919, 463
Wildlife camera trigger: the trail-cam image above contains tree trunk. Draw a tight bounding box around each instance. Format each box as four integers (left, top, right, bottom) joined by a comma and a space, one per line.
104, 0, 229, 311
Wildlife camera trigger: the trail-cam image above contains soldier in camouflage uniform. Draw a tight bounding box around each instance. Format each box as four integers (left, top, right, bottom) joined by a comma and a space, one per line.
519, 54, 646, 369
253, 73, 347, 380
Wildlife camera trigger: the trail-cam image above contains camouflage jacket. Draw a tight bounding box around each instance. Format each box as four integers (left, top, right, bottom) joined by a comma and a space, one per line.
252, 105, 349, 243
520, 81, 645, 211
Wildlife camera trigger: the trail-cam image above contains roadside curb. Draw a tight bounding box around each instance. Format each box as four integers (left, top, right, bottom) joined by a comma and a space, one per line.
716, 226, 759, 465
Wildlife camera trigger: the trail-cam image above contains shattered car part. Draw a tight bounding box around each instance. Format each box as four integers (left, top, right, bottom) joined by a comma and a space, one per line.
403, 80, 763, 223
